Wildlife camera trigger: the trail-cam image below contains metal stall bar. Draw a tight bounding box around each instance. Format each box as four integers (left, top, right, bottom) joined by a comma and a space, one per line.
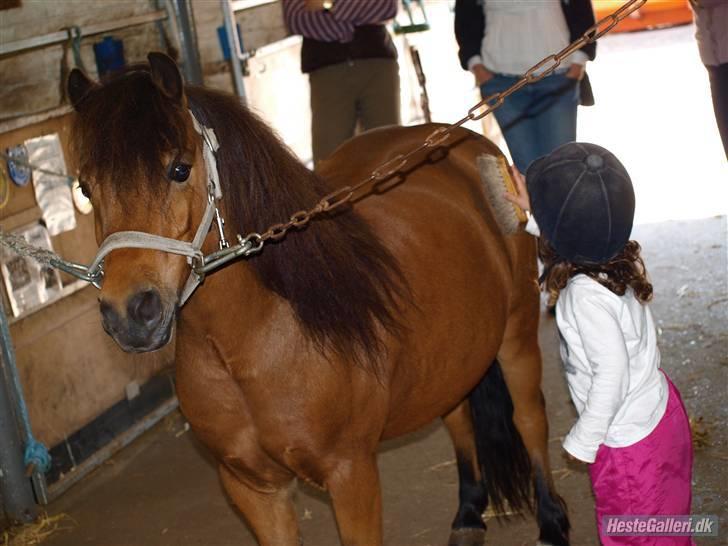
0, 298, 37, 525
0, 11, 168, 57
221, 0, 278, 101
221, 0, 248, 100
170, 0, 203, 85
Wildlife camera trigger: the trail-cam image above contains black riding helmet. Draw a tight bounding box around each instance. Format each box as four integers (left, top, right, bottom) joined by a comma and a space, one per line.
526, 142, 635, 265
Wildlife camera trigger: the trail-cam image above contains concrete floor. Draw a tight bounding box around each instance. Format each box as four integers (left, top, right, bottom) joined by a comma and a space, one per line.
32, 218, 726, 546
8, 20, 728, 546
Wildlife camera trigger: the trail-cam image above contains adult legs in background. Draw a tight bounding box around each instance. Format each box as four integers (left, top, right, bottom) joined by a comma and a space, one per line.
310, 62, 358, 165
482, 74, 540, 173
531, 73, 579, 160
706, 63, 728, 160
310, 58, 400, 165
357, 58, 401, 131
481, 72, 580, 173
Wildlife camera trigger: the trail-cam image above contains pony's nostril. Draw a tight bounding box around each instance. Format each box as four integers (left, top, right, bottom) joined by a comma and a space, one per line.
99, 300, 121, 330
127, 289, 163, 328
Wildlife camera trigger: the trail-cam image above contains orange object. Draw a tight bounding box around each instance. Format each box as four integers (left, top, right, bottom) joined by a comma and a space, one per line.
593, 0, 693, 33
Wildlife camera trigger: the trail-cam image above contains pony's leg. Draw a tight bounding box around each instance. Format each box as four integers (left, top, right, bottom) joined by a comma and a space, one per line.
219, 465, 301, 546
443, 401, 488, 546
327, 455, 383, 546
498, 309, 570, 546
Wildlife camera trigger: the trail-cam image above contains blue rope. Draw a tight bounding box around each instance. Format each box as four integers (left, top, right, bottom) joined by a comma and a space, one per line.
24, 439, 51, 474
0, 298, 51, 474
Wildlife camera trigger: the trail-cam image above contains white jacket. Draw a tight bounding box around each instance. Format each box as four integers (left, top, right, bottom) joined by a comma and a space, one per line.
556, 275, 669, 463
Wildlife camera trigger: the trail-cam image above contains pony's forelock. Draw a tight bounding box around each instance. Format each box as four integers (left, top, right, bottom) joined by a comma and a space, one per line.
71, 67, 192, 200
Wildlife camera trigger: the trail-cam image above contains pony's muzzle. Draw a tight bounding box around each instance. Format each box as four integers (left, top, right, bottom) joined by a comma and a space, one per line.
99, 288, 173, 352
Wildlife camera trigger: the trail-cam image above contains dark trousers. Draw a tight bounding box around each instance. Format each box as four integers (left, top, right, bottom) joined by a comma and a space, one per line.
707, 62, 728, 161
309, 58, 400, 164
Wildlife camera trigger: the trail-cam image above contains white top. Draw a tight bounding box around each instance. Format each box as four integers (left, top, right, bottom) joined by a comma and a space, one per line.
556, 275, 669, 463
467, 0, 588, 76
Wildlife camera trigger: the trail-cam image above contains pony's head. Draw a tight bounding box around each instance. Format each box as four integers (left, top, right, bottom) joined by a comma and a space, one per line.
68, 52, 407, 367
68, 53, 209, 352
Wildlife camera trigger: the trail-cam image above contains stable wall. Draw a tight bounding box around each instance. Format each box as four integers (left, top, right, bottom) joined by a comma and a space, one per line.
0, 0, 424, 454
1, 0, 418, 161
0, 0, 288, 115
0, 0, 297, 452
0, 1, 307, 156
0, 112, 173, 450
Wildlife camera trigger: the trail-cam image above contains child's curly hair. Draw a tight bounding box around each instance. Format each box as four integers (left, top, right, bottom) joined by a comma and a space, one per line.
539, 239, 653, 304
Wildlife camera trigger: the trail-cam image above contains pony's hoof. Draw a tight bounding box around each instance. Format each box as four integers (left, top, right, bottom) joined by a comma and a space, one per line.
448, 528, 486, 546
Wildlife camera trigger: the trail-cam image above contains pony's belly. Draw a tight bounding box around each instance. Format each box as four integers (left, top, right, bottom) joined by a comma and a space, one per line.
380, 344, 503, 440
374, 240, 511, 438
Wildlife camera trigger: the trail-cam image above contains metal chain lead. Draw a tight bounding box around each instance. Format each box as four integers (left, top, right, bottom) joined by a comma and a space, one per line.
224, 0, 646, 265
0, 0, 647, 283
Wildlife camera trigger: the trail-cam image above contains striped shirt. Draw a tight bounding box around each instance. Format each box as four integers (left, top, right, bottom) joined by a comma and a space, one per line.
282, 0, 397, 43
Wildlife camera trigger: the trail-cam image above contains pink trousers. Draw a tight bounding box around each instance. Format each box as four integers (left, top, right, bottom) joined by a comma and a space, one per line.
588, 373, 694, 546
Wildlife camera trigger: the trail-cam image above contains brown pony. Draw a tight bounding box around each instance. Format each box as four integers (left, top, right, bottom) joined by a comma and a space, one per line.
67, 53, 569, 546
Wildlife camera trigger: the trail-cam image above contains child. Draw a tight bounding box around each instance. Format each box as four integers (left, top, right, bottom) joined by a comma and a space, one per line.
506, 142, 694, 545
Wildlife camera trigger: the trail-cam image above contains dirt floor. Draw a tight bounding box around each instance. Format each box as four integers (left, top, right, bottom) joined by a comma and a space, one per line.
5, 22, 727, 546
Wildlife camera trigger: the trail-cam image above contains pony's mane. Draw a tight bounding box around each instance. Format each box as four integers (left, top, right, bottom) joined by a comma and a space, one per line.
73, 67, 408, 370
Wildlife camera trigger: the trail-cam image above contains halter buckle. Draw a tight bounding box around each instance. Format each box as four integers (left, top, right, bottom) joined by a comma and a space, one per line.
207, 183, 229, 250
191, 253, 206, 282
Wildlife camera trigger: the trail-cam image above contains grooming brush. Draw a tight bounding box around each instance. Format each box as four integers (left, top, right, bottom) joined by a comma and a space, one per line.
477, 154, 528, 235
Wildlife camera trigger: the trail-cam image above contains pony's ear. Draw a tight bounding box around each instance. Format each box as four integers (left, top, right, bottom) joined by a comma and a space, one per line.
67, 69, 97, 111
148, 52, 185, 104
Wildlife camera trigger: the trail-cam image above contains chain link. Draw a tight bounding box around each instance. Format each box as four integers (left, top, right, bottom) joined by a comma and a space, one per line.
230, 0, 646, 257
0, 1, 647, 287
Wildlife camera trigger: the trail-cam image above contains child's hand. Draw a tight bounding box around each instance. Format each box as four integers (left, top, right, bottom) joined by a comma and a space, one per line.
505, 167, 531, 213
563, 449, 589, 464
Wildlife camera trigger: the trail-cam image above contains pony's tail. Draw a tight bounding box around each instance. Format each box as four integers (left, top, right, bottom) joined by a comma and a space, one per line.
469, 360, 533, 516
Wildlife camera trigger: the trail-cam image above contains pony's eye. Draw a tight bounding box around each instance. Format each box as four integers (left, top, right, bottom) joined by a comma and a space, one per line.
169, 163, 191, 183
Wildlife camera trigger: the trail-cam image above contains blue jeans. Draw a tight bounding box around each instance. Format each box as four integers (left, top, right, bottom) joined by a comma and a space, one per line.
481, 72, 580, 173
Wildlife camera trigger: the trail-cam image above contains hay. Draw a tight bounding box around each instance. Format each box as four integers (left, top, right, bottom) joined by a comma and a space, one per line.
551, 468, 573, 481
690, 416, 711, 449
425, 459, 456, 472
483, 505, 520, 519
1, 513, 75, 546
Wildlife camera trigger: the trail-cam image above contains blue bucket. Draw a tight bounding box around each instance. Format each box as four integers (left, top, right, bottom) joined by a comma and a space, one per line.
217, 24, 244, 61
93, 36, 125, 76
